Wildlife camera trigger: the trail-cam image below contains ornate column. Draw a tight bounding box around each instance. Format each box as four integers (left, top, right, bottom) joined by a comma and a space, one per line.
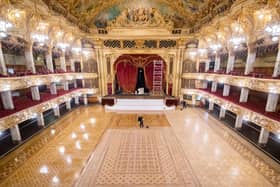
24, 41, 36, 73
219, 107, 226, 118
235, 114, 243, 129
37, 113, 45, 127
75, 95, 79, 104
209, 100, 214, 111
258, 127, 269, 145
0, 41, 7, 75
50, 83, 57, 95
45, 44, 54, 72
265, 93, 279, 112
214, 52, 221, 72
211, 82, 217, 92
63, 81, 69, 91
223, 84, 230, 96
205, 59, 210, 72
94, 40, 105, 96
31, 86, 40, 101
1, 91, 14, 109
10, 125, 21, 142
54, 106, 60, 117
83, 94, 88, 105
244, 42, 256, 75
201, 80, 208, 89
191, 94, 196, 106
60, 51, 66, 71
239, 88, 249, 102
226, 48, 235, 73
272, 40, 280, 77
66, 100, 71, 110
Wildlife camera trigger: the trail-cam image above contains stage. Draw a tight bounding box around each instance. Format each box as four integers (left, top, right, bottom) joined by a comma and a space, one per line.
102, 94, 178, 112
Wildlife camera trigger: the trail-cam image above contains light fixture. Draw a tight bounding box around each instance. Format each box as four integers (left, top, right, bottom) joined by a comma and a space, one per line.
272, 36, 279, 42
72, 47, 81, 53
0, 20, 12, 38
31, 33, 49, 43
52, 176, 60, 184
209, 43, 222, 51
57, 42, 70, 51
265, 23, 280, 36
39, 165, 49, 174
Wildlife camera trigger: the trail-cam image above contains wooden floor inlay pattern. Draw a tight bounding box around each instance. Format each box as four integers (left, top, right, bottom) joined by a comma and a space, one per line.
75, 128, 200, 187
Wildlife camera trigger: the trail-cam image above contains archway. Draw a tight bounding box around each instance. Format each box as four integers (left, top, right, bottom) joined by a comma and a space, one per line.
113, 54, 166, 94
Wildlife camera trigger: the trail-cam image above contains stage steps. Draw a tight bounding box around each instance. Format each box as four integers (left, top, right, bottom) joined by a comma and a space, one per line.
105, 98, 175, 112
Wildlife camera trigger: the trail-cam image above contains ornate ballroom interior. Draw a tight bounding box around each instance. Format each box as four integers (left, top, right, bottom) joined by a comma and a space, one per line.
0, 0, 280, 186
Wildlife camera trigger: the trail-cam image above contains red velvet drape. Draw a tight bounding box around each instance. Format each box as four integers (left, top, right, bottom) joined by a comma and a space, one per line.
116, 62, 138, 93
144, 62, 154, 90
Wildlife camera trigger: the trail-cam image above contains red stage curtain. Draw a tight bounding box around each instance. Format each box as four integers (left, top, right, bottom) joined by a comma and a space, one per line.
144, 62, 154, 90
116, 62, 138, 93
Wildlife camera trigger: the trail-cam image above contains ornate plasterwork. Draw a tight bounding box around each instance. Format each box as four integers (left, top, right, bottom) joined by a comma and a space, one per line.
0, 73, 98, 92
107, 8, 173, 29
181, 88, 280, 134
43, 0, 235, 30
0, 88, 98, 131
182, 73, 280, 94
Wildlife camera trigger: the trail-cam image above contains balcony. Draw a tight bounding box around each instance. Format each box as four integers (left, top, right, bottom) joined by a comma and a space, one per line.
182, 72, 280, 94
181, 88, 280, 134
0, 72, 98, 92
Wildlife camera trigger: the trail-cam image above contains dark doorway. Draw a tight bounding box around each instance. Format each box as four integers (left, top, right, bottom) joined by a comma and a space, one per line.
136, 68, 148, 93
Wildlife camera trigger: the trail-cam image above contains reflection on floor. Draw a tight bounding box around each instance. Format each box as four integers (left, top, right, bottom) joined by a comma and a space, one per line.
0, 105, 279, 186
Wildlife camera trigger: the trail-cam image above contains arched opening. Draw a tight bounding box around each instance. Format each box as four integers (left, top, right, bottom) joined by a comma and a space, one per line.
113, 54, 166, 95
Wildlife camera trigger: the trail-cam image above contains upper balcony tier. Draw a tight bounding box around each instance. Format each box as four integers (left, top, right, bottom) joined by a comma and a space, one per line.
0, 73, 98, 92
182, 73, 280, 94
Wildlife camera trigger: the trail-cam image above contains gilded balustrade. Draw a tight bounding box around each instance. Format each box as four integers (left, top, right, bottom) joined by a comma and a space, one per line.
182, 73, 280, 94
0, 73, 98, 92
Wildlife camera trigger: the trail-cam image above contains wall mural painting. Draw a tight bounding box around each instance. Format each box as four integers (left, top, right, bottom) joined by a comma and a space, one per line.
93, 0, 188, 28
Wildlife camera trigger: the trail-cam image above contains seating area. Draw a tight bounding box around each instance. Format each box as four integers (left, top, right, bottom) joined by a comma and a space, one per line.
200, 86, 280, 122
0, 88, 78, 118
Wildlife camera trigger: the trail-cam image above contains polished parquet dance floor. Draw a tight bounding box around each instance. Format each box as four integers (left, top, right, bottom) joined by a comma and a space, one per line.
0, 105, 279, 186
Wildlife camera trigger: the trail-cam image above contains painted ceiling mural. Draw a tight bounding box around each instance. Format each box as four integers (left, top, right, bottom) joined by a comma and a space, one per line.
93, 0, 189, 28
44, 0, 235, 30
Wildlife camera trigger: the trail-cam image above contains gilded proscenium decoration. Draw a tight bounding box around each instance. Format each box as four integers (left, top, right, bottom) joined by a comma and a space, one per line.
181, 89, 280, 134
0, 73, 98, 92
182, 73, 280, 94
0, 88, 98, 131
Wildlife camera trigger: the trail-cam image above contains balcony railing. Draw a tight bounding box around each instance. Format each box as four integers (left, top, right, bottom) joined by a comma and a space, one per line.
0, 73, 98, 92
182, 73, 280, 94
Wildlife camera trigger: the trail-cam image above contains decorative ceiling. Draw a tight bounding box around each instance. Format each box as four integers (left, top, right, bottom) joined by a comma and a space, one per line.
43, 0, 234, 30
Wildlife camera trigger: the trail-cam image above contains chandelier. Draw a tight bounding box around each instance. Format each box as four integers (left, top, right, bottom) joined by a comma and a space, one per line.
265, 23, 280, 36
229, 36, 246, 46
57, 42, 70, 51
0, 20, 12, 38
31, 33, 48, 44
209, 43, 222, 52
